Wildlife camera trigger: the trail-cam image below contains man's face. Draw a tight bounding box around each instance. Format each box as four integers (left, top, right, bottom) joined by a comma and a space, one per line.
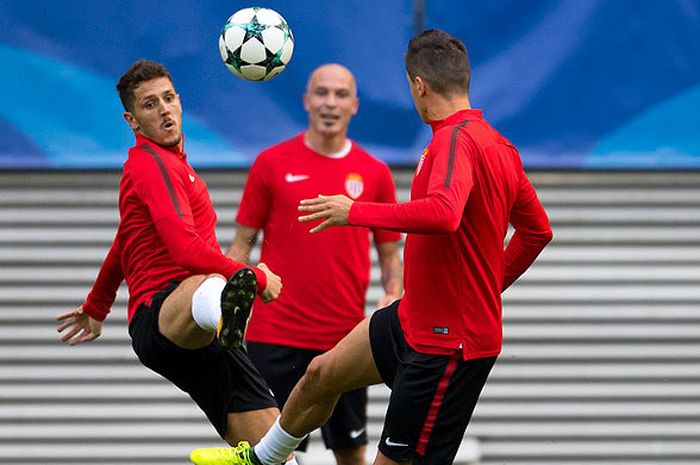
124, 77, 182, 147
304, 65, 359, 138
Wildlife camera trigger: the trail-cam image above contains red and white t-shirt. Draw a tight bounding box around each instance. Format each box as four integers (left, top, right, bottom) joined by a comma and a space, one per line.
83, 134, 264, 323
349, 110, 553, 360
238, 134, 400, 350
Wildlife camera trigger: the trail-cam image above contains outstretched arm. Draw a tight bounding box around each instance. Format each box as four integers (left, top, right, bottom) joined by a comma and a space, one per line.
298, 182, 469, 234
299, 128, 473, 234
57, 238, 123, 345
82, 238, 123, 321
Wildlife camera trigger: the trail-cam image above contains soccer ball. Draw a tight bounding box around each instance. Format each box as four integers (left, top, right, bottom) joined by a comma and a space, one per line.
219, 7, 294, 81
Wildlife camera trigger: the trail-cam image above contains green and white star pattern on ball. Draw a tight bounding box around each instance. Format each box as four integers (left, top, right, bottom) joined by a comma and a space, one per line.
219, 7, 294, 81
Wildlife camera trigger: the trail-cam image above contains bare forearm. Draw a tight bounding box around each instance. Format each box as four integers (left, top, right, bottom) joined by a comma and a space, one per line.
377, 242, 403, 297
381, 259, 403, 296
226, 225, 259, 264
226, 242, 251, 264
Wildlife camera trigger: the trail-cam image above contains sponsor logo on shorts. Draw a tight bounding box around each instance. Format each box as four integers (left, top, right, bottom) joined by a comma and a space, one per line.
433, 326, 449, 335
385, 437, 409, 448
350, 428, 365, 439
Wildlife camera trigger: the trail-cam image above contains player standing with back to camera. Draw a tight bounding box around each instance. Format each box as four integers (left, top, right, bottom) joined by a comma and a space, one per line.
190, 28, 553, 465
54, 59, 299, 462
226, 63, 402, 465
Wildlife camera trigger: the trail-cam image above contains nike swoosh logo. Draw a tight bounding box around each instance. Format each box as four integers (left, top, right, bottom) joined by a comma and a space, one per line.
385, 437, 409, 447
350, 428, 365, 439
188, 174, 195, 182
285, 173, 310, 183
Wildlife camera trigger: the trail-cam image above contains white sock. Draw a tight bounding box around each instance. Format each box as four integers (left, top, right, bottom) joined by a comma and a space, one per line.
285, 458, 299, 465
254, 417, 306, 465
190, 276, 227, 332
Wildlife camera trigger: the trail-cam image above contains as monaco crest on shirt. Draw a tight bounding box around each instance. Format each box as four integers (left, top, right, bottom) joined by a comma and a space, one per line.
345, 173, 364, 199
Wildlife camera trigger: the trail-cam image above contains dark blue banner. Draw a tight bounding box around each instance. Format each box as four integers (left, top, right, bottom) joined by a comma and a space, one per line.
2, 0, 699, 168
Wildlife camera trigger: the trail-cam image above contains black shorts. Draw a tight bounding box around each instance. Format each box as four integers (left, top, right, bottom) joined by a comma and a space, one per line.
369, 301, 496, 464
128, 282, 278, 439
246, 341, 368, 451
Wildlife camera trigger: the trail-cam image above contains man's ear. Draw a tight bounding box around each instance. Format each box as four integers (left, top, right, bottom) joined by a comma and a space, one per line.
123, 112, 139, 132
414, 76, 427, 97
302, 92, 311, 112
351, 96, 359, 116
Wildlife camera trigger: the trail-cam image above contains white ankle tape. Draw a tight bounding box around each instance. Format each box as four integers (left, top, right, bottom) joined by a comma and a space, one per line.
254, 417, 306, 465
191, 276, 227, 332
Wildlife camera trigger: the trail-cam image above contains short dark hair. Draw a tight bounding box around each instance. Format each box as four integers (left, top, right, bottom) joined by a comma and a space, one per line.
405, 29, 470, 96
116, 59, 173, 112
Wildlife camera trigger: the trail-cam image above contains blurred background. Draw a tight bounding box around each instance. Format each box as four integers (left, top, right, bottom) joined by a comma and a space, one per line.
2, 0, 700, 169
2, 1, 700, 465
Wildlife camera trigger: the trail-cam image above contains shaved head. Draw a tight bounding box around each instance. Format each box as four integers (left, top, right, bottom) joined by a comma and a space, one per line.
306, 63, 357, 97
303, 63, 359, 153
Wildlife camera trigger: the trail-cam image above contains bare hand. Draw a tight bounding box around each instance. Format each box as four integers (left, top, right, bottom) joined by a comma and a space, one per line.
298, 195, 353, 233
56, 305, 103, 345
257, 263, 282, 303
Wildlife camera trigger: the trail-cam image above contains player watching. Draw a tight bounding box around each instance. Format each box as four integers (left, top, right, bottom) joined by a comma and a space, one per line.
226, 63, 402, 465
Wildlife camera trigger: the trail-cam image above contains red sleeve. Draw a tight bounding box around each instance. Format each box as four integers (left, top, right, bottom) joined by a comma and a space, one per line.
134, 155, 267, 292
236, 154, 270, 229
370, 163, 402, 243
152, 216, 267, 290
349, 128, 473, 234
83, 238, 123, 321
502, 172, 553, 290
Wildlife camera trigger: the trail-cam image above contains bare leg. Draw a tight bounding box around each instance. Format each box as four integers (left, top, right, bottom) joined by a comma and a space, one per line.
155, 275, 284, 459
279, 318, 383, 437
159, 274, 220, 349
226, 407, 281, 445
333, 445, 367, 465
371, 451, 410, 465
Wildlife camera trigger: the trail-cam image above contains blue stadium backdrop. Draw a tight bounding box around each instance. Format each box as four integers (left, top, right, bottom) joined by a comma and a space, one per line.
2, 0, 700, 169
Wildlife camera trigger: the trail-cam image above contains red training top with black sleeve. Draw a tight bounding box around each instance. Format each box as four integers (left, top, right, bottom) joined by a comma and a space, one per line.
82, 134, 266, 323
237, 134, 401, 350
349, 109, 553, 360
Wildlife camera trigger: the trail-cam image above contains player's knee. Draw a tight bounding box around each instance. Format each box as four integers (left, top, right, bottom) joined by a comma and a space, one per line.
304, 355, 329, 383
302, 354, 338, 396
